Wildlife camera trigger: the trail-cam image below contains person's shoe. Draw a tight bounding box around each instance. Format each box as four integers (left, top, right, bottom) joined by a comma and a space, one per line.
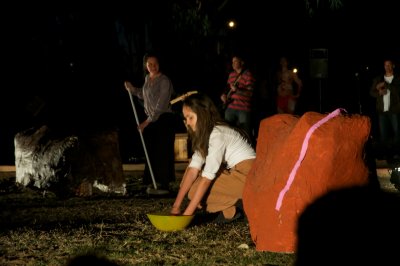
213, 208, 243, 224
235, 199, 243, 211
235, 199, 248, 222
190, 209, 218, 226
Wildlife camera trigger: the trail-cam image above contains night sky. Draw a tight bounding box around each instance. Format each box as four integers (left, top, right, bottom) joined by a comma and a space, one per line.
1, 1, 398, 164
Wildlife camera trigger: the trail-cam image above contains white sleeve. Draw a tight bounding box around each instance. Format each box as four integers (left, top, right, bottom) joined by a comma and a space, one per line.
188, 150, 204, 170
201, 130, 225, 180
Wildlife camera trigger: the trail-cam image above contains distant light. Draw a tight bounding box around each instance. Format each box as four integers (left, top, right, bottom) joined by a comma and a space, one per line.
293, 68, 298, 73
227, 20, 236, 29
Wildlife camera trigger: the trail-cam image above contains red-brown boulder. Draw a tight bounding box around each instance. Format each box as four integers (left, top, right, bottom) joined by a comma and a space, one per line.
243, 110, 371, 252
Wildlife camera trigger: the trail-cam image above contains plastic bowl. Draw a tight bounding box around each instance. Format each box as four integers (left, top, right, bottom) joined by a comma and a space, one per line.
147, 213, 194, 232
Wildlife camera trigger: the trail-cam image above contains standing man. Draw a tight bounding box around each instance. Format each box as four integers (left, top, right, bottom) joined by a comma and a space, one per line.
370, 59, 400, 161
220, 55, 255, 143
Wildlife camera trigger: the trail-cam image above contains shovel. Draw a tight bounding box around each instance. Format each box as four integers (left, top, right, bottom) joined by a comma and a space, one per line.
127, 91, 169, 195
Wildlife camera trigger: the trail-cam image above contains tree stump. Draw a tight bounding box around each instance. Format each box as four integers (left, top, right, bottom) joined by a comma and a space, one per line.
15, 125, 125, 197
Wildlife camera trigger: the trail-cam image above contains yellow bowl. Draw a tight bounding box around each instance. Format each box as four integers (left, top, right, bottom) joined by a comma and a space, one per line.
147, 213, 194, 232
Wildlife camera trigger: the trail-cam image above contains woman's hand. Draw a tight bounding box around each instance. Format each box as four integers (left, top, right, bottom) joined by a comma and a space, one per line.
170, 206, 181, 215
183, 177, 211, 216
220, 94, 227, 103
124, 81, 134, 92
171, 166, 199, 217
138, 119, 150, 132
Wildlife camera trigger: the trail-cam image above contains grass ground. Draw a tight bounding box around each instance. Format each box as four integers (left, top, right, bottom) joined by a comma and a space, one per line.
0, 169, 295, 266
1, 160, 398, 266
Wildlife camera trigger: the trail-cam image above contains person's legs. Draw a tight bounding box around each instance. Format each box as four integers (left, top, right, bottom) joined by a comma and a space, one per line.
237, 110, 253, 141
277, 95, 289, 114
389, 113, 400, 143
288, 98, 297, 114
188, 159, 254, 218
224, 108, 237, 125
378, 113, 390, 145
143, 113, 176, 190
389, 113, 400, 157
152, 113, 176, 189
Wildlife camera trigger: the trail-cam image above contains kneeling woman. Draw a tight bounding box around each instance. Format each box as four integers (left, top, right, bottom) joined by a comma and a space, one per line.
170, 93, 256, 222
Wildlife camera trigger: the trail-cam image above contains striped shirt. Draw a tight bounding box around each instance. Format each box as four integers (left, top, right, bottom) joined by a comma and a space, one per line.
226, 69, 255, 112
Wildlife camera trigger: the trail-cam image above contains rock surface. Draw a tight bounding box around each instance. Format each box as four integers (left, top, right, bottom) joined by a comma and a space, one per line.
243, 111, 371, 252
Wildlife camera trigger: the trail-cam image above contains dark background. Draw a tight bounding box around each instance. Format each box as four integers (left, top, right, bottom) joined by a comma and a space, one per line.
1, 1, 398, 164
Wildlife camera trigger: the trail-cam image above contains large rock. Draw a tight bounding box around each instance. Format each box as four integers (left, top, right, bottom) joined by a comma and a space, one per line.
243, 110, 371, 252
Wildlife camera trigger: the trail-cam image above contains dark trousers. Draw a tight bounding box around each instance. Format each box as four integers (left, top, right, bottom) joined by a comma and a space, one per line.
378, 112, 400, 158
143, 112, 176, 189
224, 108, 253, 144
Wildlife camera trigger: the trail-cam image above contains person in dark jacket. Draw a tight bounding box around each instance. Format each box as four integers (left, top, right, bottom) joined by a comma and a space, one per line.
370, 58, 400, 160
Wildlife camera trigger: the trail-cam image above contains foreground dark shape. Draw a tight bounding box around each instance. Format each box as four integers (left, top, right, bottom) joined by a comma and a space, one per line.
296, 186, 400, 266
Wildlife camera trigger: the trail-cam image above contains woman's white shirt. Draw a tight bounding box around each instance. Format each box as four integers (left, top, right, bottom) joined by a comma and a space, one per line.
189, 125, 256, 180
